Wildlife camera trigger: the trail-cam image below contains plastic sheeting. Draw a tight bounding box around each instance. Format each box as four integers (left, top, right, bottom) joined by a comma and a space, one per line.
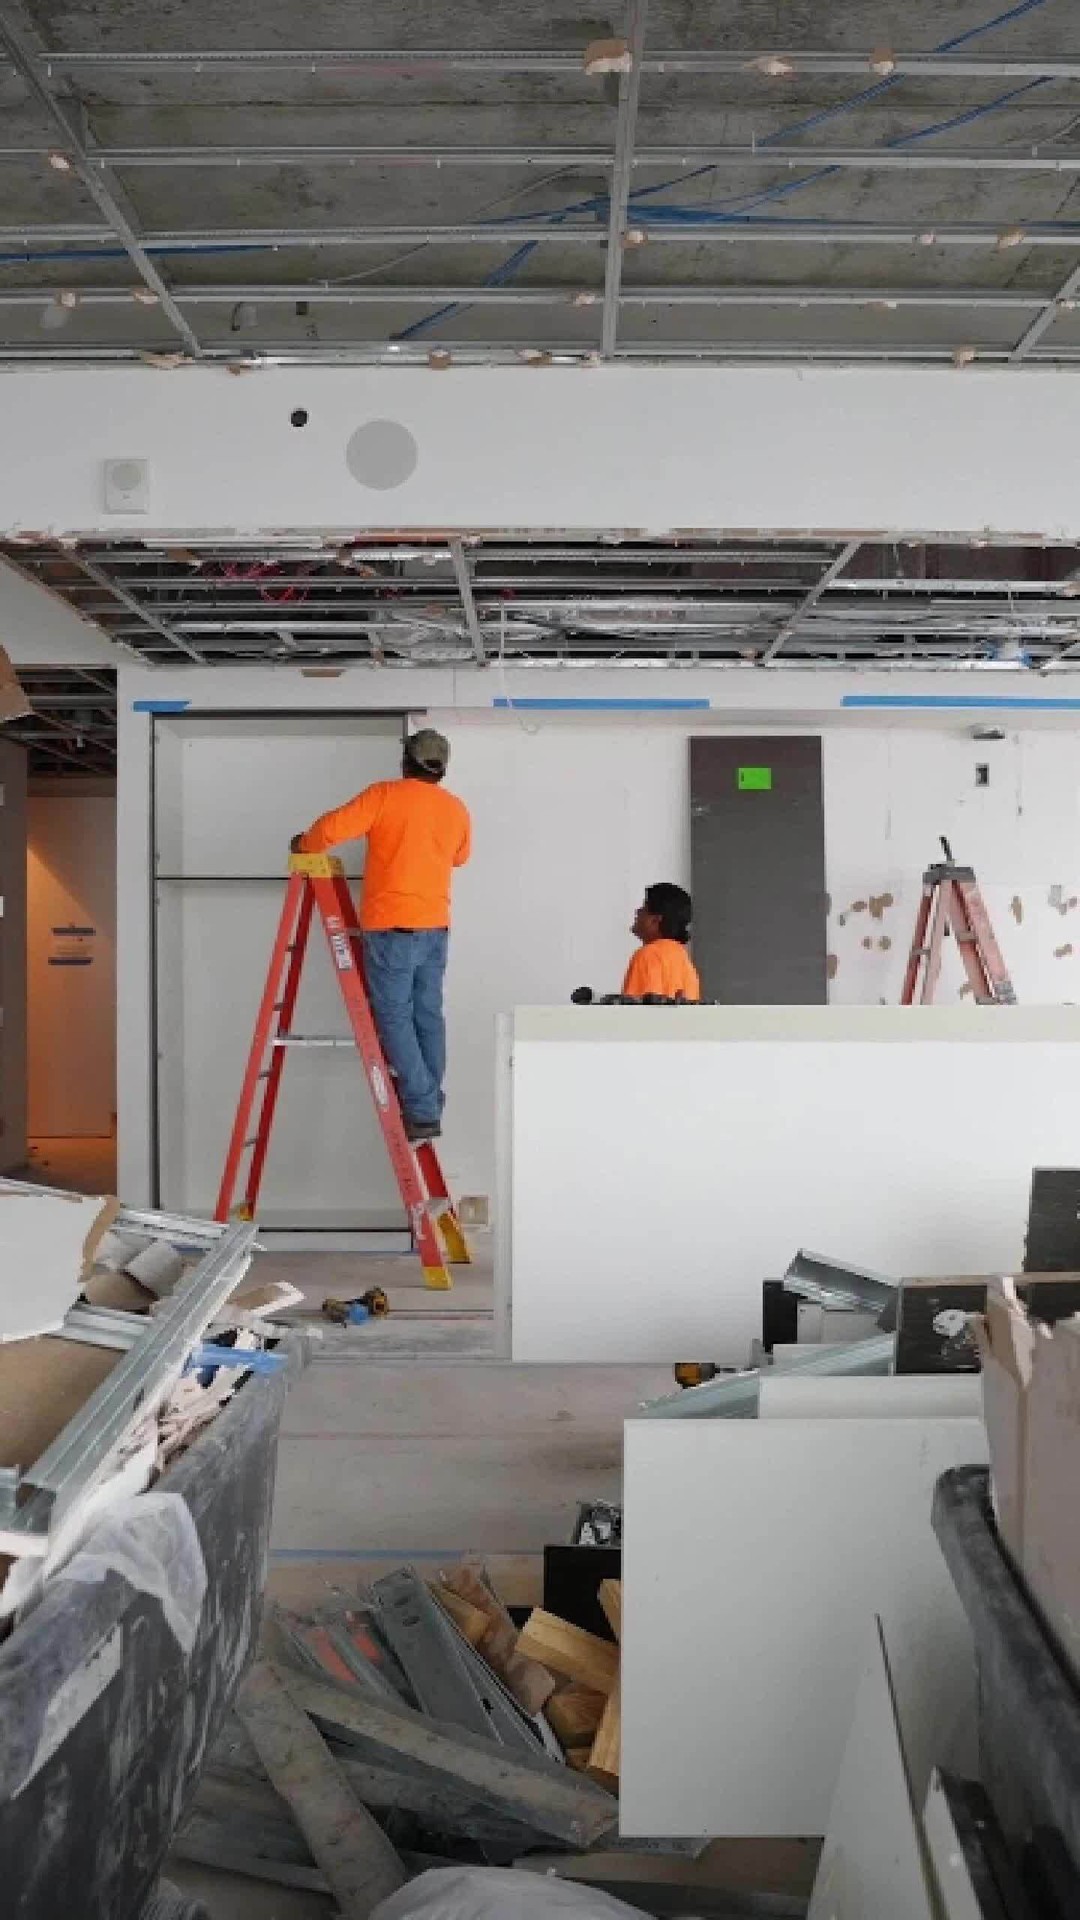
57, 1491, 207, 1654
372, 1867, 646, 1920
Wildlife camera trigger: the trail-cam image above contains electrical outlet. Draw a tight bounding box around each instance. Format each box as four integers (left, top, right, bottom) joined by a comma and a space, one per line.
458, 1195, 490, 1229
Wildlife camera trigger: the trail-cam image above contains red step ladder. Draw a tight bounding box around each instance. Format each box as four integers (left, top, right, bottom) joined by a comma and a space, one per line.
215, 852, 470, 1290
901, 838, 1017, 1007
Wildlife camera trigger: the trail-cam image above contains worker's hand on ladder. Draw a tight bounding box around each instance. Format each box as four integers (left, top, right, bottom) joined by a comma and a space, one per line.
289, 833, 306, 854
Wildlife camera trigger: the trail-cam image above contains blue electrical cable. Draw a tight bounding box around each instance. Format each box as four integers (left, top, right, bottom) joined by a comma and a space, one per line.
394, 0, 1064, 340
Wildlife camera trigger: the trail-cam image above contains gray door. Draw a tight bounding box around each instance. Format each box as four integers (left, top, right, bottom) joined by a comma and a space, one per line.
689, 736, 827, 1004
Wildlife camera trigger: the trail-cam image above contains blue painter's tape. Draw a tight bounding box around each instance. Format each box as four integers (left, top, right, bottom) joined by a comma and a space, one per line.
132, 698, 191, 713
841, 694, 1080, 712
492, 697, 711, 712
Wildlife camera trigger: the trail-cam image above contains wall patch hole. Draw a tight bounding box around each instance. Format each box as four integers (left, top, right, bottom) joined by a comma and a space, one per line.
290, 408, 309, 428
975, 764, 990, 787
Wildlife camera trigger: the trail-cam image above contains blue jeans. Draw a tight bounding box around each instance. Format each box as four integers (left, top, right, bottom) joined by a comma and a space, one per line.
363, 929, 449, 1126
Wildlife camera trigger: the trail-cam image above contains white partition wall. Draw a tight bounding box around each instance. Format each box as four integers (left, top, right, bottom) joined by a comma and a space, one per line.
153, 711, 405, 1224
498, 1004, 1080, 1363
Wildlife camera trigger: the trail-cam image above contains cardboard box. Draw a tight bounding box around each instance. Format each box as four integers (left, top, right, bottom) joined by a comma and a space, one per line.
975, 1281, 1080, 1683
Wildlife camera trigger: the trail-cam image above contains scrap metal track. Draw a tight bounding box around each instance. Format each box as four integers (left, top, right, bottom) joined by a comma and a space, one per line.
0, 1179, 257, 1545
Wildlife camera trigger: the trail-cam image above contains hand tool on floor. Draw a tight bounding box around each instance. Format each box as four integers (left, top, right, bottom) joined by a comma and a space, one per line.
321, 1288, 390, 1326
215, 853, 471, 1289
901, 837, 1016, 1005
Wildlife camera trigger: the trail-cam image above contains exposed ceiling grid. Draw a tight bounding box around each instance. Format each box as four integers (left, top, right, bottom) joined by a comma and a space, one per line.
0, 2, 1079, 364
3, 5, 1080, 770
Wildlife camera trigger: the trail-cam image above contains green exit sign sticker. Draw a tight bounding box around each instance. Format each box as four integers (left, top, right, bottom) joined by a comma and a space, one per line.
738, 766, 773, 791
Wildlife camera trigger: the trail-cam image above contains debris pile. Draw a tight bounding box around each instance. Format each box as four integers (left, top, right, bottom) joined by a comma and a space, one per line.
177, 1559, 629, 1898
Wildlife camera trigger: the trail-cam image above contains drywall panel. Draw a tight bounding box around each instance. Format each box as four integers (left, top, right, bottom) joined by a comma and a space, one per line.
6, 365, 1080, 538
808, 1620, 934, 1920
0, 738, 26, 1172
621, 1416, 986, 1837
506, 1006, 1080, 1364
0, 558, 119, 666
758, 1375, 982, 1419
27, 792, 116, 1137
154, 713, 406, 1219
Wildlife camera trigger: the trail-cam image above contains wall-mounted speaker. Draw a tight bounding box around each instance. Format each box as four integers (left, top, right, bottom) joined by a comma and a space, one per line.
102, 457, 150, 514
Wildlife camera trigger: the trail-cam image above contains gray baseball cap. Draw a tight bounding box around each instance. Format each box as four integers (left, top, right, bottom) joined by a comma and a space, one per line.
406, 727, 450, 774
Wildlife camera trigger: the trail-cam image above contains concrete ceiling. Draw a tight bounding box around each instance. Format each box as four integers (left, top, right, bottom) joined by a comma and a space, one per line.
1, 1, 1080, 363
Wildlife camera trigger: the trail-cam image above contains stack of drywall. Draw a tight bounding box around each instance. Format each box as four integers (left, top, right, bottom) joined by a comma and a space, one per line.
621, 1375, 987, 1840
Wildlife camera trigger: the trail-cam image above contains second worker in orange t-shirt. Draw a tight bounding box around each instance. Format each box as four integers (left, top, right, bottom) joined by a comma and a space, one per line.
293, 729, 471, 1141
622, 882, 702, 1001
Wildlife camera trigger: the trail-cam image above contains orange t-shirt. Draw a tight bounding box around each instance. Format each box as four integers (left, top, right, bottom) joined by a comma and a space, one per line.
300, 778, 471, 931
622, 939, 701, 1001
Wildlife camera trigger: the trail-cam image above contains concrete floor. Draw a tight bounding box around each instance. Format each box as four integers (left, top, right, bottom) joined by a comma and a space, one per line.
168, 1244, 675, 1916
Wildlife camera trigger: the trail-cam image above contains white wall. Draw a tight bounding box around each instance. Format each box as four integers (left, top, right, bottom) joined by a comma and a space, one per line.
443, 721, 1080, 1202
115, 665, 1080, 1209
6, 364, 1080, 538
27, 787, 116, 1136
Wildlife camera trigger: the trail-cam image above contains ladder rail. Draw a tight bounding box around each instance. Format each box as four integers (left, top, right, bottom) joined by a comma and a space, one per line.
243, 884, 316, 1214
310, 872, 457, 1288
215, 873, 310, 1221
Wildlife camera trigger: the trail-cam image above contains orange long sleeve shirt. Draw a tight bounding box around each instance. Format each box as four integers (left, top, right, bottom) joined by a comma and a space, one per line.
622, 940, 702, 1001
300, 778, 471, 931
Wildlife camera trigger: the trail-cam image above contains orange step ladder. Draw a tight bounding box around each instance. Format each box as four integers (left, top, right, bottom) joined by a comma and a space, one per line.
901, 837, 1017, 1007
215, 852, 470, 1289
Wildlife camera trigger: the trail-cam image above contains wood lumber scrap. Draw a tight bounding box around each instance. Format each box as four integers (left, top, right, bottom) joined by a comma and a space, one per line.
598, 1578, 622, 1641
516, 1609, 619, 1695
588, 1581, 622, 1788
588, 1681, 621, 1792
430, 1584, 489, 1649
545, 1684, 606, 1749
435, 1559, 556, 1714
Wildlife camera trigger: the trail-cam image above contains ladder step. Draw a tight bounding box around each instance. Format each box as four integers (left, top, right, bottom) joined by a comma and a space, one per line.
273, 1034, 356, 1049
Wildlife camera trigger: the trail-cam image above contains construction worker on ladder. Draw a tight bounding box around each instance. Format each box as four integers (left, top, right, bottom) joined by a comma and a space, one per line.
291, 729, 471, 1142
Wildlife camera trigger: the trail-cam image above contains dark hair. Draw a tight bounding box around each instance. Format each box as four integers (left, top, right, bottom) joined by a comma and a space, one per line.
645, 882, 692, 944
402, 752, 444, 784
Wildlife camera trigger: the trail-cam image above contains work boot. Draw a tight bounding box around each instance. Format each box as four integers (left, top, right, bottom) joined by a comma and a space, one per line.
404, 1116, 441, 1142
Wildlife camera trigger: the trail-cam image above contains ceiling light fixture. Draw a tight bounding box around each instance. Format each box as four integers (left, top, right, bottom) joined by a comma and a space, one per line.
427, 349, 452, 370
869, 48, 897, 75
46, 149, 73, 173
917, 232, 937, 248
131, 287, 160, 307
954, 346, 977, 368
571, 291, 598, 307
621, 228, 647, 249
752, 55, 797, 78
996, 228, 1026, 252
55, 288, 79, 310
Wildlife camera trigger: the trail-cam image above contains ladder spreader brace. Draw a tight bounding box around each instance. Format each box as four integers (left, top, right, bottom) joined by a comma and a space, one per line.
901, 837, 1017, 1007
215, 852, 470, 1290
